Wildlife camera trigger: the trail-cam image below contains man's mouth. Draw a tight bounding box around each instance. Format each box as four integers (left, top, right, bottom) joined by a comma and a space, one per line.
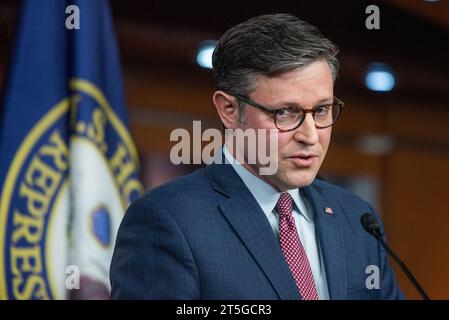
287, 154, 318, 167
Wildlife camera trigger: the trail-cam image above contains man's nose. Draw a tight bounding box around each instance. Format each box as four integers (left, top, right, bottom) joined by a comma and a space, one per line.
293, 113, 319, 146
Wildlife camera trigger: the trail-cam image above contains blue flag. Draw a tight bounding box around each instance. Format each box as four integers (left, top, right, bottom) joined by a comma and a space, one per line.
0, 0, 143, 299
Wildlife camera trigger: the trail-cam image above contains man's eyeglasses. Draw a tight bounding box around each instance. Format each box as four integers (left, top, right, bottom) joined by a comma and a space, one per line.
234, 94, 345, 132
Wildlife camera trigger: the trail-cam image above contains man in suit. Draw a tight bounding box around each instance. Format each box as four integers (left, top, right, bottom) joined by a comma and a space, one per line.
110, 13, 404, 300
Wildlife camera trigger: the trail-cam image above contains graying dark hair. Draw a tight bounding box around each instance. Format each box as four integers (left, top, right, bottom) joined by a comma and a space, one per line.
212, 13, 340, 97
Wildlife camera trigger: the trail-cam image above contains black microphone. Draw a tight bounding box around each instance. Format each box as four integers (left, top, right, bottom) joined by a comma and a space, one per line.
360, 212, 430, 300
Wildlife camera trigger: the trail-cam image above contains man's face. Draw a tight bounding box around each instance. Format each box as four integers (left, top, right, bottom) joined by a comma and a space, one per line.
237, 59, 334, 191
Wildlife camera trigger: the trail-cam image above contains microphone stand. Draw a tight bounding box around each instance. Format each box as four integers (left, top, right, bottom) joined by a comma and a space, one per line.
373, 233, 431, 300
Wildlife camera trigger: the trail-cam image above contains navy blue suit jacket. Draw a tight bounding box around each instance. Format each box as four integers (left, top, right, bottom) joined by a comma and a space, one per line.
110, 163, 404, 299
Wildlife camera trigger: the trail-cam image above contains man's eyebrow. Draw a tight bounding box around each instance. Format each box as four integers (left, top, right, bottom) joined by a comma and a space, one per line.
315, 97, 334, 104
277, 97, 333, 108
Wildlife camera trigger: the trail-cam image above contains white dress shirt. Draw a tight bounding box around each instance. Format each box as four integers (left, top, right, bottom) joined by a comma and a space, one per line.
223, 146, 330, 300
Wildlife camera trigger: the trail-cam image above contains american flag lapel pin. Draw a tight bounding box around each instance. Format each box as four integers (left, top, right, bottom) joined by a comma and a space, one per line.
324, 207, 333, 215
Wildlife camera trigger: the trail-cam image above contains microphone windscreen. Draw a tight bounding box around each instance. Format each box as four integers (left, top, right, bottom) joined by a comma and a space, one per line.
360, 212, 381, 236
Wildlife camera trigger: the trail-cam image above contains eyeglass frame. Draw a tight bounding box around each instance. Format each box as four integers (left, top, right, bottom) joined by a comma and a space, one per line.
234, 94, 345, 132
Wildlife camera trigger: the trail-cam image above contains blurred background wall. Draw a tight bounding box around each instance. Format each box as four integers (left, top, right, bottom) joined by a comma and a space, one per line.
1, 0, 448, 299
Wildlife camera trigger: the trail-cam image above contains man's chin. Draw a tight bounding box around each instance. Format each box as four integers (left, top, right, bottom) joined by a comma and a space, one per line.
287, 171, 318, 188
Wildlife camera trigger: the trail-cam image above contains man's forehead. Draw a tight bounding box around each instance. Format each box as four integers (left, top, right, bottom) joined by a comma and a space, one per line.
253, 62, 332, 87
251, 73, 333, 104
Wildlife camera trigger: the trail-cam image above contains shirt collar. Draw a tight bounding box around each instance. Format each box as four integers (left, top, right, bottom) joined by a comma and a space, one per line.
223, 145, 312, 222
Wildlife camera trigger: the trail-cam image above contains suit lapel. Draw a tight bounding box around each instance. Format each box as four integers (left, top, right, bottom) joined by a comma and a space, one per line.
206, 164, 300, 300
303, 183, 347, 300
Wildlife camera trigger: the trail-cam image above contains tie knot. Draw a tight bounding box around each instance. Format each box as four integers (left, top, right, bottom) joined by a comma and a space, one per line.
276, 192, 293, 217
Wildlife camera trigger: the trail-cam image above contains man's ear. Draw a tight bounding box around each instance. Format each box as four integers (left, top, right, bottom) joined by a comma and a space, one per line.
212, 91, 240, 129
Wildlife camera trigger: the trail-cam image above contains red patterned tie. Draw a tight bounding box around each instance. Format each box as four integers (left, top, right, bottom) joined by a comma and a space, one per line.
276, 192, 319, 300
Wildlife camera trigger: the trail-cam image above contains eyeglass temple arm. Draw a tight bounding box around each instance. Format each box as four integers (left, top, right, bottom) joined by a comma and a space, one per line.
234, 95, 277, 114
